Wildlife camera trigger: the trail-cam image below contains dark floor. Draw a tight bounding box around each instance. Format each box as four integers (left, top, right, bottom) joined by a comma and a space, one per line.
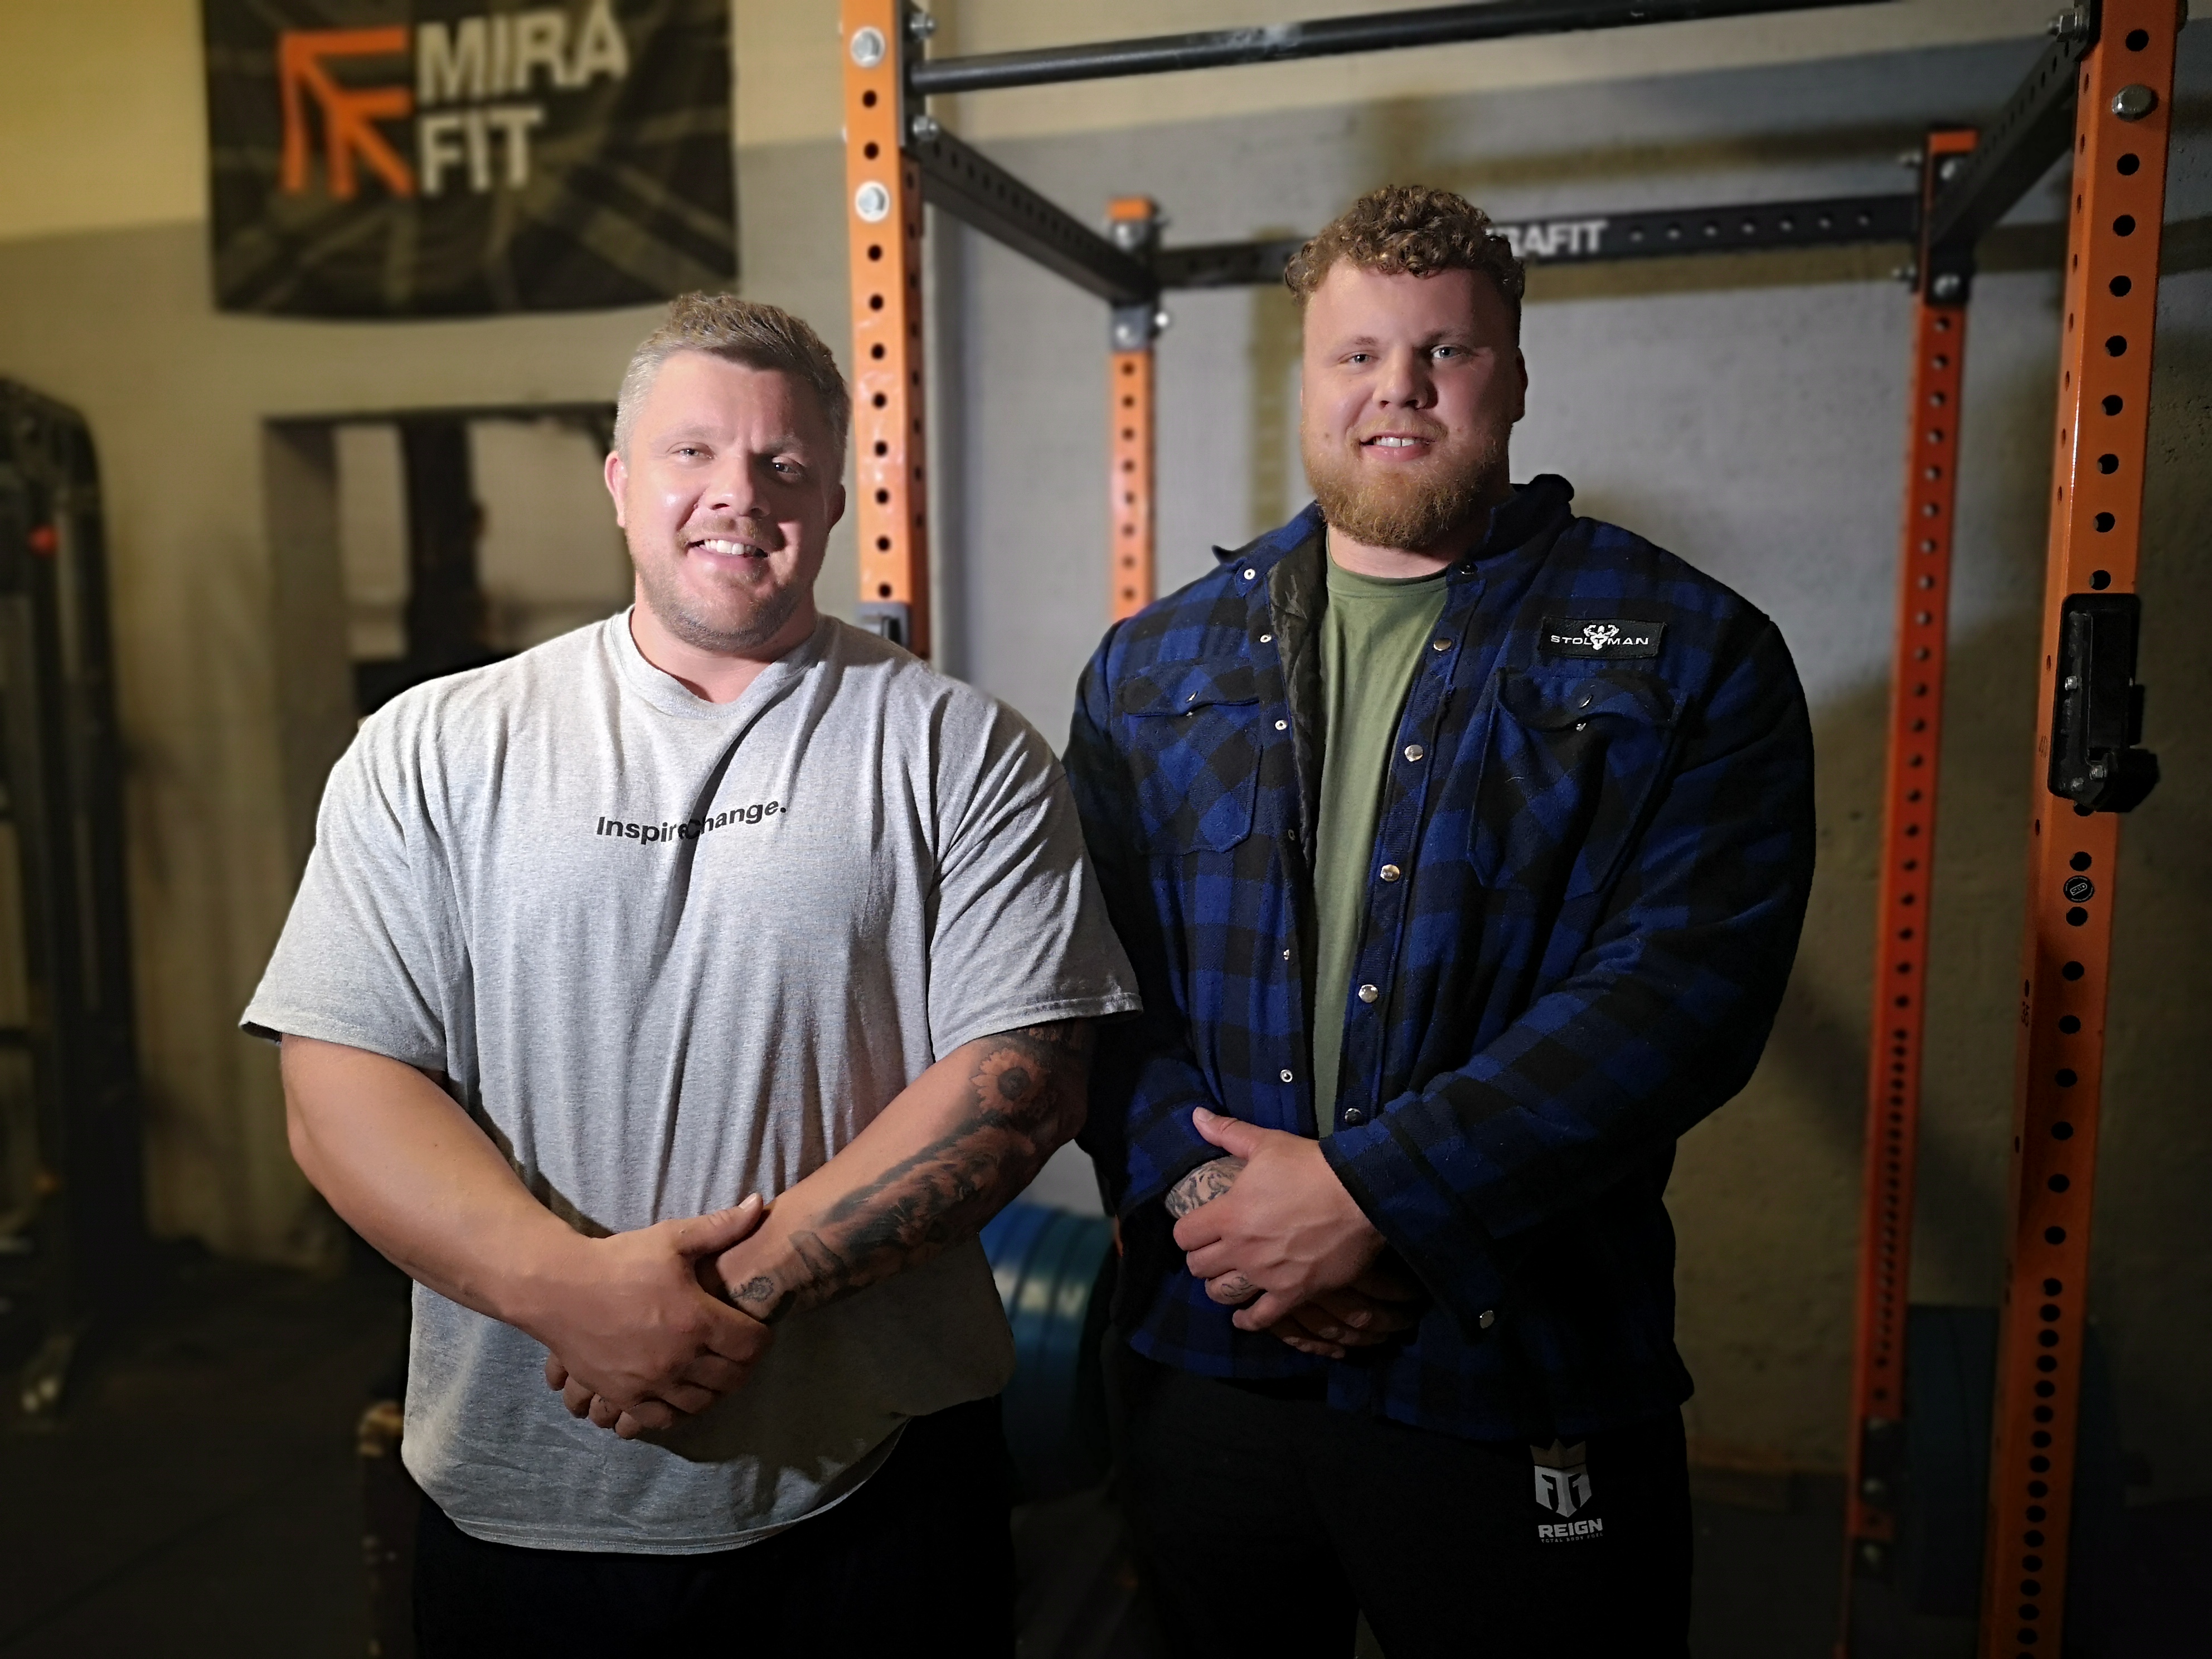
0, 1252, 410, 1657
2, 1259, 2204, 1657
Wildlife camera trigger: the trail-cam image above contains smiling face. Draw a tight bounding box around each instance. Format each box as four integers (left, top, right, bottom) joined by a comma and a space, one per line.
1298, 261, 1527, 562
604, 350, 845, 658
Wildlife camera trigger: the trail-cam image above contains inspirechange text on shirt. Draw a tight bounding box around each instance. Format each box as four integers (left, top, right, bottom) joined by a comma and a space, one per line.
596, 801, 784, 844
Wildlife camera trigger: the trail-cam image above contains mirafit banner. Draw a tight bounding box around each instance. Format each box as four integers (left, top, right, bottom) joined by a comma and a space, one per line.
203, 1, 734, 317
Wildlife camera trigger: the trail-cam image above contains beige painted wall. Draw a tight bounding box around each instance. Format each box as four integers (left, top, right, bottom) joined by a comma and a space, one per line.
0, 232, 654, 1258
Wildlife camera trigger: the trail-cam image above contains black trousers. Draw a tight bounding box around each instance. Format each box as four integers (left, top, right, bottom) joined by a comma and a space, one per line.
414, 1395, 1013, 1658
1119, 1363, 1692, 1659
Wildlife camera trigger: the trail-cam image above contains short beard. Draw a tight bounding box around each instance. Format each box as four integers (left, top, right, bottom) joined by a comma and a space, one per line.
1302, 424, 1507, 553
633, 551, 803, 656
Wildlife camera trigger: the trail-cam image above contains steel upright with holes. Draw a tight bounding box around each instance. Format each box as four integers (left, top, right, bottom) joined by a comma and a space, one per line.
843, 0, 932, 656
1107, 197, 1161, 621
1839, 128, 1978, 1647
1107, 341, 1157, 620
1978, 4, 2174, 1653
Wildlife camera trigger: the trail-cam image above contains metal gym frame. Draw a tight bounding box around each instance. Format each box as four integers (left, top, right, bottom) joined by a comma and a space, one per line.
834, 1, 2177, 1651
0, 382, 147, 1421
1841, 4, 2171, 1655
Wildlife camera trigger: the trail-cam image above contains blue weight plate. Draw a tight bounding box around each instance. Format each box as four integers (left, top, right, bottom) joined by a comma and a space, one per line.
1007, 1210, 1088, 1386
980, 1201, 1055, 1316
1003, 1211, 1097, 1478
1033, 1215, 1113, 1416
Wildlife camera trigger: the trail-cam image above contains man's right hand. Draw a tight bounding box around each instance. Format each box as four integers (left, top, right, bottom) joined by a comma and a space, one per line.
533, 1195, 773, 1438
1164, 1154, 1425, 1360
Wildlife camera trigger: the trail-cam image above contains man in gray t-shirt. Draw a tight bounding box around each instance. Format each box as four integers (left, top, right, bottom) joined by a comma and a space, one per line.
246, 295, 1137, 1653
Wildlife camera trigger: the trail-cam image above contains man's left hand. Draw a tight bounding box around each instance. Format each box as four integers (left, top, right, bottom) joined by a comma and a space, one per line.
544, 1224, 768, 1438
1172, 1108, 1384, 1330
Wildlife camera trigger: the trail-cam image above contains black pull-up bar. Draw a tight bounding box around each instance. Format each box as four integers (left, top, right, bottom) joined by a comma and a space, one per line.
1155, 192, 1919, 288
909, 0, 2090, 314
908, 0, 1898, 97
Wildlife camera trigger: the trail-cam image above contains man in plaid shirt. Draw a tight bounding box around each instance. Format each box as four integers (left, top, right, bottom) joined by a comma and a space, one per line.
1064, 187, 1815, 1656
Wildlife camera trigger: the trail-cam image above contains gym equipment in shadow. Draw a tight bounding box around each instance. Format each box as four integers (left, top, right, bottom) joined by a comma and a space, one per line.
981, 1199, 1117, 1501
0, 380, 146, 1422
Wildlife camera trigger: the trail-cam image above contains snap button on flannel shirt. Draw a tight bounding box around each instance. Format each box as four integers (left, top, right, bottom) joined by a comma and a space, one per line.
1064, 476, 1817, 1442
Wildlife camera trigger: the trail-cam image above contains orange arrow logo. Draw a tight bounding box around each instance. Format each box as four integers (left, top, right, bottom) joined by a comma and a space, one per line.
278, 27, 415, 200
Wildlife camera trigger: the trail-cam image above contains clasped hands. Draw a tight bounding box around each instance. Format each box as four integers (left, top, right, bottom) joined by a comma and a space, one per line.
1168, 1108, 1423, 1361
534, 1193, 775, 1442
531, 1106, 1415, 1441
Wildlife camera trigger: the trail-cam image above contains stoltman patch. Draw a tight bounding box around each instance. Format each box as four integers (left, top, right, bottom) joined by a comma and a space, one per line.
1540, 618, 1665, 659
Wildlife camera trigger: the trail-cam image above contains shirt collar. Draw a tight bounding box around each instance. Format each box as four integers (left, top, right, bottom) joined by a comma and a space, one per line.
606, 606, 832, 721
1229, 475, 1575, 584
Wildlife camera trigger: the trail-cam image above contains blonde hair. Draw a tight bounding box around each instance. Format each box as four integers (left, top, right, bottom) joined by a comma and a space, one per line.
613, 292, 851, 459
1284, 185, 1525, 331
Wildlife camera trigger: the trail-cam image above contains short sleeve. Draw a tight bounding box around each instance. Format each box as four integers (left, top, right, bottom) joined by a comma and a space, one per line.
923, 704, 1141, 1056
240, 714, 463, 1072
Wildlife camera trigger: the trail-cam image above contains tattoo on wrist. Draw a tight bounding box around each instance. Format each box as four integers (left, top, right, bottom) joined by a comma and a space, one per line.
1165, 1156, 1246, 1219
739, 1022, 1093, 1323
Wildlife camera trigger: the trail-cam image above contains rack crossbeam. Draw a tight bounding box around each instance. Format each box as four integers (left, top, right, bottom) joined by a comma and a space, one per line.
1923, 23, 2093, 287
1154, 192, 1917, 288
913, 125, 1156, 305
1152, 237, 1309, 291
908, 0, 1897, 96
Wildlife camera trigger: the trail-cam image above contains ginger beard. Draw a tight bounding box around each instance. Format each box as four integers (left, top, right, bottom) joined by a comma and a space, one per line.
1300, 409, 1508, 553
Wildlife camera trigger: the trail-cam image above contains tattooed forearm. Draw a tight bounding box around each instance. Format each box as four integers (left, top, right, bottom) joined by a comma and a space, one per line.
725, 1021, 1094, 1325
1164, 1156, 1245, 1219
1167, 1154, 1255, 1305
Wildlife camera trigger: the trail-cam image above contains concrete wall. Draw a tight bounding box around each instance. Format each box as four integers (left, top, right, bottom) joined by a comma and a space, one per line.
0, 1, 2205, 1494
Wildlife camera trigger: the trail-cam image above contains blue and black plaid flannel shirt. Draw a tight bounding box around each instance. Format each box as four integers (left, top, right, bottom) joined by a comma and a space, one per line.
1065, 476, 1816, 1442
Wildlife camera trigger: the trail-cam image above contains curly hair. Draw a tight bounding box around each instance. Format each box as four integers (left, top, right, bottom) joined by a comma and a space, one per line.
614, 293, 850, 461
1283, 185, 1525, 331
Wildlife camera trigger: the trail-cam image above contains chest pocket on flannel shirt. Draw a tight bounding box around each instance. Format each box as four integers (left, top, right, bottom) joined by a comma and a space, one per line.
1473, 668, 1682, 902
1117, 659, 1263, 854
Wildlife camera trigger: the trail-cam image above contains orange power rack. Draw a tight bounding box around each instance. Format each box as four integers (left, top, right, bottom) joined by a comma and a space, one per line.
1107, 197, 1162, 622
1840, 124, 1980, 1619
838, 18, 2179, 1646
843, 0, 932, 657
1978, 3, 2174, 1653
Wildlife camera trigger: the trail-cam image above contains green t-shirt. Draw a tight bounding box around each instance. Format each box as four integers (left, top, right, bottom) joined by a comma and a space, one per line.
1311, 550, 1451, 1135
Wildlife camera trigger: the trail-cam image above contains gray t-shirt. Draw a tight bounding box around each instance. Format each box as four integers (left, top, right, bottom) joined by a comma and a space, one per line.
242, 612, 1139, 1553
